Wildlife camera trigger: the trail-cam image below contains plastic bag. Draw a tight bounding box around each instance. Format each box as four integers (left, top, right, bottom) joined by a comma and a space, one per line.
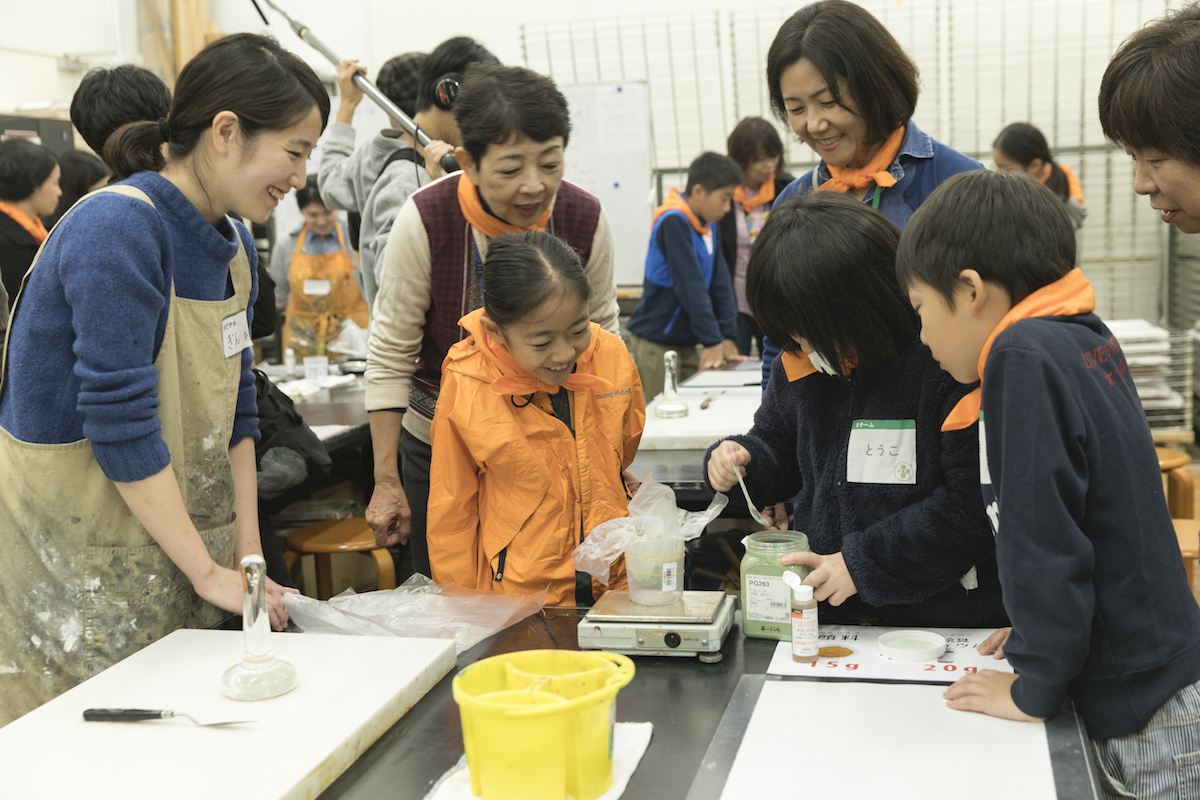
573, 476, 727, 584
325, 318, 369, 358
282, 574, 546, 654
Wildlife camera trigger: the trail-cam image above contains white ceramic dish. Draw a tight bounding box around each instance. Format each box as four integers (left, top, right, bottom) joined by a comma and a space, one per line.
877, 630, 947, 662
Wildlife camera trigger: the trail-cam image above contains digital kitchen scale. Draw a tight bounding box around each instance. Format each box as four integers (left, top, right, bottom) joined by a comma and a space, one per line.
577, 590, 736, 661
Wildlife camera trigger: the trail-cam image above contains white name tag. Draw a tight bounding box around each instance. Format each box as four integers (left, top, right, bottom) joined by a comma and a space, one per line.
846, 419, 917, 484
303, 279, 331, 296
221, 310, 251, 358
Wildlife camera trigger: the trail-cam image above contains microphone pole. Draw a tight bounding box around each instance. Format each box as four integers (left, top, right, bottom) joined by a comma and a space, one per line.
254, 0, 460, 174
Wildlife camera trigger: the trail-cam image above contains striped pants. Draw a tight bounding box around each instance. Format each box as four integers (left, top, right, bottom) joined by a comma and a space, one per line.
1092, 680, 1200, 798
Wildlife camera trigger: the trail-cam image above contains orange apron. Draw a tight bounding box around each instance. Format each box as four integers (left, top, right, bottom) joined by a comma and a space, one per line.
281, 223, 369, 357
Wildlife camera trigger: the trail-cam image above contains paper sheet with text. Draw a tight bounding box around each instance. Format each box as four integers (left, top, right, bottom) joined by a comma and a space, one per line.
765, 625, 1013, 683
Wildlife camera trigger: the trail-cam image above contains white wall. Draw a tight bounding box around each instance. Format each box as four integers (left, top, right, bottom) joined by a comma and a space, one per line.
0, 0, 141, 115
1, 0, 789, 111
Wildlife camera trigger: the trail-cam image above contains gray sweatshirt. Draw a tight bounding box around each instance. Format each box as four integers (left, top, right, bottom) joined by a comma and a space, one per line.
317, 122, 431, 310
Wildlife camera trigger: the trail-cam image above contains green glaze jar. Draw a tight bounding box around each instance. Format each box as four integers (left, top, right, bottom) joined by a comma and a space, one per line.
740, 531, 811, 641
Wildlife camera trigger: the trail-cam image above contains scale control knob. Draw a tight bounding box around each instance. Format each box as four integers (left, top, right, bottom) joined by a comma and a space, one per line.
664, 631, 682, 648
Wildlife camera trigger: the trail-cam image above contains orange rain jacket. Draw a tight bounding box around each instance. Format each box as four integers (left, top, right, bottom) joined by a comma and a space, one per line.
427, 308, 646, 606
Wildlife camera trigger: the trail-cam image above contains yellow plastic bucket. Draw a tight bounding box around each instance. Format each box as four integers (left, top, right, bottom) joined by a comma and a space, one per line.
452, 650, 635, 800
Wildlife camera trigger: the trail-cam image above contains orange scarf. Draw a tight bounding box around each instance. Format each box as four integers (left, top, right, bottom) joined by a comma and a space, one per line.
456, 173, 551, 238
780, 350, 858, 381
1039, 162, 1084, 204
941, 268, 1095, 431
733, 174, 776, 213
653, 188, 709, 235
817, 127, 906, 193
467, 311, 612, 397
0, 202, 47, 244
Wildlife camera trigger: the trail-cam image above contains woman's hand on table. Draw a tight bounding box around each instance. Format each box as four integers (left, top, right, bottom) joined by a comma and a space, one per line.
761, 502, 792, 530
781, 550, 858, 605
193, 565, 295, 631
943, 671, 1045, 722
707, 440, 750, 492
367, 479, 412, 547
977, 627, 1012, 659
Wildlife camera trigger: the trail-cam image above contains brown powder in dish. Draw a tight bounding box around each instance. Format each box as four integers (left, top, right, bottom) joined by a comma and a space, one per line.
818, 646, 855, 658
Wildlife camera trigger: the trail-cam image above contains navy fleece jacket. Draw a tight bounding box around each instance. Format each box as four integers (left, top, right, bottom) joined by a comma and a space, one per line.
981, 313, 1200, 738
0, 171, 259, 482
705, 337, 1007, 628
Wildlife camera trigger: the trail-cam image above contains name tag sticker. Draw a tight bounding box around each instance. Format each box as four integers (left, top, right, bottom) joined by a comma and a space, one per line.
221, 310, 251, 359
847, 419, 917, 484
303, 279, 332, 296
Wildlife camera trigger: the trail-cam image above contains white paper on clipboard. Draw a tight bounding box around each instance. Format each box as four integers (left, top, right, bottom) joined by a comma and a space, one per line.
719, 682, 1056, 800
766, 625, 1013, 683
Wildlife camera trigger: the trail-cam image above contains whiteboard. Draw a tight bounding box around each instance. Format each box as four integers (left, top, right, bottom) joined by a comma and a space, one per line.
560, 82, 653, 288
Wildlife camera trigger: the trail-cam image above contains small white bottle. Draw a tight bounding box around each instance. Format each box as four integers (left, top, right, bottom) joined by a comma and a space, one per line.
783, 571, 818, 663
284, 347, 296, 377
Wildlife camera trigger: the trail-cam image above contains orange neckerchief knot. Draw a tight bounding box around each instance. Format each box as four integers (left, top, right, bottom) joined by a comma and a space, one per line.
456, 172, 551, 239
0, 202, 47, 244
733, 175, 776, 213
653, 188, 709, 235
1039, 162, 1085, 205
780, 350, 858, 381
941, 268, 1095, 432
817, 127, 906, 193
464, 310, 613, 397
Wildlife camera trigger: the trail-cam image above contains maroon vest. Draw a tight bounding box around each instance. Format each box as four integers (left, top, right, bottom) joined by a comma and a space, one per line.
407, 175, 602, 420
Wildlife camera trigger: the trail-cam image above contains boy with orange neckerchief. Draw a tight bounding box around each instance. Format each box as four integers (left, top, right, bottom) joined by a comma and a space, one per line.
626, 152, 745, 400
897, 169, 1200, 799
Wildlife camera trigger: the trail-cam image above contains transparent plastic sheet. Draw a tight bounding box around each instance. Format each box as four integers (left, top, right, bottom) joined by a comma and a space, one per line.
573, 476, 728, 584
325, 318, 369, 358
282, 574, 547, 654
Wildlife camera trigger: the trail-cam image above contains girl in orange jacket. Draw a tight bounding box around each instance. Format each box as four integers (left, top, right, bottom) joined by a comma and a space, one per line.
427, 231, 645, 606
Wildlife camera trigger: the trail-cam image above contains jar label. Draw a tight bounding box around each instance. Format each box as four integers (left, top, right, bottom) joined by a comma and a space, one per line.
745, 575, 789, 623
662, 562, 677, 592
847, 419, 917, 484
791, 607, 818, 656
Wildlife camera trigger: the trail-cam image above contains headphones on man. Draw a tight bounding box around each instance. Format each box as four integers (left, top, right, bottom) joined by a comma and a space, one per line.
432, 72, 463, 111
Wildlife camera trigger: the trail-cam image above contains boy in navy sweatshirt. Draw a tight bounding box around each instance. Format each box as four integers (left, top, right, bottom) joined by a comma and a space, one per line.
627, 152, 744, 399
897, 169, 1200, 798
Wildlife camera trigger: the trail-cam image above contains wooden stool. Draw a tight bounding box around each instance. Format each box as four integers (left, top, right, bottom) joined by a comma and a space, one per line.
1174, 519, 1199, 594
283, 518, 396, 600
1157, 447, 1194, 519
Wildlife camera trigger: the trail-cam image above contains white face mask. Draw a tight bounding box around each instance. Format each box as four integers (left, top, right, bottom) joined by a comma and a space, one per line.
808, 350, 839, 376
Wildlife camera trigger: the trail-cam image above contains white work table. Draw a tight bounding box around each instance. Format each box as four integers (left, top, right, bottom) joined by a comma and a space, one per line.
0, 630, 455, 800
632, 364, 762, 507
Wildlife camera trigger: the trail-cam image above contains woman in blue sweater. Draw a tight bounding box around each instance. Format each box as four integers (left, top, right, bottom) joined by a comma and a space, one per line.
705, 193, 1005, 627
757, 1, 982, 388
0, 34, 329, 724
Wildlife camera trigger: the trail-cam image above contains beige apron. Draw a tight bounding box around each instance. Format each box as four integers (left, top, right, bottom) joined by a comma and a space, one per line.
281, 222, 369, 357
0, 185, 247, 725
